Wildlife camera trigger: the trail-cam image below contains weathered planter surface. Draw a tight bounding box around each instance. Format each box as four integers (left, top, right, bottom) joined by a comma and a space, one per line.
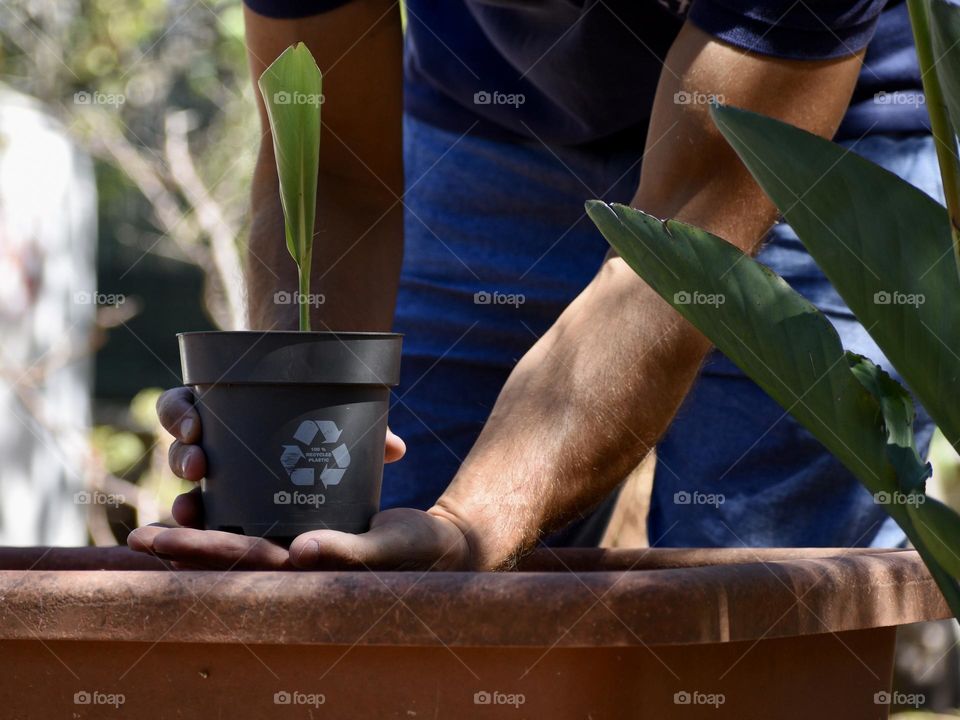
0, 546, 948, 718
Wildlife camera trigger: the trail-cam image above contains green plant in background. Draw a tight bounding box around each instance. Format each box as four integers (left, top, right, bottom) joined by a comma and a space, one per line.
257, 43, 322, 332
588, 0, 960, 616
909, 0, 960, 275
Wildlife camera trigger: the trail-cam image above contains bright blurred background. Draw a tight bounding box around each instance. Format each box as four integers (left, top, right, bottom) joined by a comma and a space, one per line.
0, 0, 255, 546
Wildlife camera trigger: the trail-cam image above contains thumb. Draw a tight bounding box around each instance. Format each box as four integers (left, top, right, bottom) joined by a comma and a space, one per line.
384, 427, 406, 463
288, 508, 465, 570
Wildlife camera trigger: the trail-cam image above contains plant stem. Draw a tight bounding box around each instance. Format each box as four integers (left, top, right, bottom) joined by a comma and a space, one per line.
908, 0, 960, 281
299, 252, 311, 331
912, 527, 960, 619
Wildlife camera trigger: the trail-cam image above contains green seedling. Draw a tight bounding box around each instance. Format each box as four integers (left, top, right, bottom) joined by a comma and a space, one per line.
258, 42, 323, 331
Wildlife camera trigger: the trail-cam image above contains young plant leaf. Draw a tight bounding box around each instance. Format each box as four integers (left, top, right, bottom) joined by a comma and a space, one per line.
711, 104, 960, 458
258, 43, 322, 331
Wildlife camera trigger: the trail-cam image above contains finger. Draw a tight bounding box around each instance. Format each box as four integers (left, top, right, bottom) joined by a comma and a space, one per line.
171, 487, 204, 529
168, 441, 207, 482
156, 388, 201, 443
126, 525, 169, 556
384, 427, 406, 464
127, 526, 290, 570
289, 508, 464, 570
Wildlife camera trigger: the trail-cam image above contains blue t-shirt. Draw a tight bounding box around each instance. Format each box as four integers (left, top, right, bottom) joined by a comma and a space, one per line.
245, 0, 925, 149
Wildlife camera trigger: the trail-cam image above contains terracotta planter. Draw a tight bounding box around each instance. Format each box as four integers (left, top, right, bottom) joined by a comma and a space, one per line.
0, 546, 947, 718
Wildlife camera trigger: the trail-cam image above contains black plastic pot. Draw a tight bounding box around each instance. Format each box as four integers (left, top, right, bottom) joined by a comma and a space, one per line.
178, 331, 402, 540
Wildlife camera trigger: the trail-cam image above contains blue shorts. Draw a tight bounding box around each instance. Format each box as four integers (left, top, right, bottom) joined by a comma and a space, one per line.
383, 115, 939, 549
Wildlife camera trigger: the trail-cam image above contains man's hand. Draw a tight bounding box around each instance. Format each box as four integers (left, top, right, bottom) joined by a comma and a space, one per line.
127, 388, 471, 570
127, 506, 471, 571
157, 387, 407, 487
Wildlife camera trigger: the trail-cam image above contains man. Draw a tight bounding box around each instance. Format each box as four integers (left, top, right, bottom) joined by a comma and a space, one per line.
130, 0, 938, 569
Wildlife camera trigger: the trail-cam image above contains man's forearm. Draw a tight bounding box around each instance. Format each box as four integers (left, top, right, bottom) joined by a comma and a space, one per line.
431, 259, 710, 568
430, 23, 865, 570
246, 150, 402, 331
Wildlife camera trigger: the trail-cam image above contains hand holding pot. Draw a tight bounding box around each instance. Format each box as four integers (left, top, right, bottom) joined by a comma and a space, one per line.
127, 388, 471, 571
157, 387, 408, 489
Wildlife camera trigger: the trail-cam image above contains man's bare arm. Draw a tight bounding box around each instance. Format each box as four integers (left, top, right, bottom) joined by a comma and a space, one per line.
429, 23, 864, 569
244, 0, 403, 331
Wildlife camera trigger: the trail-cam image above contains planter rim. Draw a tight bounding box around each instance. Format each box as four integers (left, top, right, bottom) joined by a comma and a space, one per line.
0, 546, 948, 649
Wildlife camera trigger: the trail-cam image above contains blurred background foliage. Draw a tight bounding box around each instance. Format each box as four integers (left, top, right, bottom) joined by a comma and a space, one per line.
0, 0, 260, 542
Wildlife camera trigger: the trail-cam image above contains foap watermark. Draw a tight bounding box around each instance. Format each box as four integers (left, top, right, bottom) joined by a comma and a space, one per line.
874, 690, 924, 708
473, 691, 525, 708
274, 290, 325, 307
473, 90, 525, 108
272, 90, 324, 107
874, 490, 926, 507
474, 290, 525, 308
74, 491, 124, 508
673, 90, 724, 106
274, 490, 325, 508
273, 690, 326, 708
74, 90, 126, 107
874, 91, 925, 109
673, 490, 724, 508
674, 690, 725, 708
674, 290, 725, 307
873, 290, 925, 307
74, 291, 126, 307
74, 690, 125, 708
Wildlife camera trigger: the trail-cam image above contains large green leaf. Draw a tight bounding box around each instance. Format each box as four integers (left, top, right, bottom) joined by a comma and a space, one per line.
258, 43, 322, 330
905, 1, 960, 547
909, 0, 960, 276
923, 0, 960, 136
711, 104, 960, 455
586, 201, 896, 497
586, 200, 960, 613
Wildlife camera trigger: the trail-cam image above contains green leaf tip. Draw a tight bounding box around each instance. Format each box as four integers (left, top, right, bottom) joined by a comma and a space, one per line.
584, 199, 619, 226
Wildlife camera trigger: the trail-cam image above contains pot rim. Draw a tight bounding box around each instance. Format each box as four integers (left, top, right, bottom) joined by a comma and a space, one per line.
178, 330, 403, 386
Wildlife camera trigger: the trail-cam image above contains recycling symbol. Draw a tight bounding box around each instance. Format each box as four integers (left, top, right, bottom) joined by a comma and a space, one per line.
280, 420, 351, 488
